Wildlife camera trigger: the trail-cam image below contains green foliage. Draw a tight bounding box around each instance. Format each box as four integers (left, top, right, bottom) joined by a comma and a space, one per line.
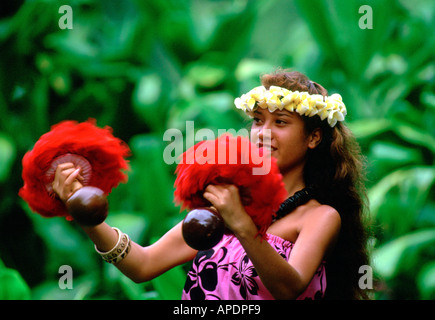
0, 0, 434, 299
0, 134, 16, 183
0, 259, 31, 299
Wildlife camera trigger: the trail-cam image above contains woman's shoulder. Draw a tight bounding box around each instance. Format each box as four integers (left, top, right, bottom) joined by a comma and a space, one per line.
303, 201, 340, 220
297, 202, 341, 258
268, 200, 340, 243
299, 201, 341, 232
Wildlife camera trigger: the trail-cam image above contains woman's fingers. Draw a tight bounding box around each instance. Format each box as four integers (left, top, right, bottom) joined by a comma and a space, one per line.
203, 184, 251, 234
56, 162, 75, 172
203, 184, 241, 213
65, 168, 81, 185
55, 162, 84, 182
52, 163, 84, 202
203, 190, 218, 206
77, 170, 84, 182
203, 185, 224, 207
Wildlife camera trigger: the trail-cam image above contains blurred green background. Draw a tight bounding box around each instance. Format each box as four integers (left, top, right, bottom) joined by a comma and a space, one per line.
0, 0, 434, 300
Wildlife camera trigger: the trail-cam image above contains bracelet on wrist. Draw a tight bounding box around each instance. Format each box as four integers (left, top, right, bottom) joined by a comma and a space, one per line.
94, 227, 131, 264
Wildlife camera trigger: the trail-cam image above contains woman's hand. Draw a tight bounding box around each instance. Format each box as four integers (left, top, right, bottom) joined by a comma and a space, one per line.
52, 162, 84, 202
203, 184, 257, 237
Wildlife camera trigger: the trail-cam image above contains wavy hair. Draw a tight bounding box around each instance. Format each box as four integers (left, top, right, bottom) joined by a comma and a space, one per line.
261, 69, 371, 299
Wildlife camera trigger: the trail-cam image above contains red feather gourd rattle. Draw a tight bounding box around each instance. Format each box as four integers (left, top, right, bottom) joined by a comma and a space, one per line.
19, 121, 287, 251
19, 119, 130, 225
174, 134, 287, 251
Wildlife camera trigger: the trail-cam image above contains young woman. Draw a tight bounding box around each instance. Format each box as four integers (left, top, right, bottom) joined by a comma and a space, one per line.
53, 70, 370, 300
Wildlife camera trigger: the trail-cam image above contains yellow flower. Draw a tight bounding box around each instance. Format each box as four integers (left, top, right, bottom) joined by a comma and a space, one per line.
246, 97, 256, 111
250, 86, 266, 101
306, 94, 325, 117
268, 86, 285, 98
264, 91, 281, 112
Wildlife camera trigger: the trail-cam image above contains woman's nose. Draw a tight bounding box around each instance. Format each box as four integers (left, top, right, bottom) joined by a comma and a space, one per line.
257, 123, 272, 142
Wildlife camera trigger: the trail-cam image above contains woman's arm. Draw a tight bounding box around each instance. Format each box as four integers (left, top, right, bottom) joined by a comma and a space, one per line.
143, 222, 198, 280
203, 184, 341, 299
81, 221, 197, 283
237, 206, 340, 299
53, 163, 197, 283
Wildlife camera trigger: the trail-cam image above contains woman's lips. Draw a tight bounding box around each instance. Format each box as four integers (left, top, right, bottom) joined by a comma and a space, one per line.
258, 143, 277, 152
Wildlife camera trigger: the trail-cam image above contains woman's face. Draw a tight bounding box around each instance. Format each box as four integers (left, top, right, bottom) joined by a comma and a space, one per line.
250, 108, 319, 174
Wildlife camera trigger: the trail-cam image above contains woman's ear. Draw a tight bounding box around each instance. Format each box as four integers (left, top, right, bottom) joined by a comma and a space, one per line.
308, 128, 322, 149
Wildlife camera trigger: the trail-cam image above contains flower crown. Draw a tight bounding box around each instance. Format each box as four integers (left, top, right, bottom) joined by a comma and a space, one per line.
234, 85, 347, 127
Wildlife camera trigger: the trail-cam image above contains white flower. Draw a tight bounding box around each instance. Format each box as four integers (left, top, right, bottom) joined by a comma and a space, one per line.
234, 86, 347, 127
234, 97, 244, 111
296, 99, 310, 116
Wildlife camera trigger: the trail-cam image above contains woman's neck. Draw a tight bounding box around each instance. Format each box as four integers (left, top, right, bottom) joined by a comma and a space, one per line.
281, 166, 306, 197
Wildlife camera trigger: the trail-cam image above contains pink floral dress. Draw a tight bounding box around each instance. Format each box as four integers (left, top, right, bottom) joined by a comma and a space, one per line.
182, 233, 326, 300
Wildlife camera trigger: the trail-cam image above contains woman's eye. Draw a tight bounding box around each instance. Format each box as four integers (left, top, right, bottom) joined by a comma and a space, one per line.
276, 119, 287, 125
253, 117, 262, 124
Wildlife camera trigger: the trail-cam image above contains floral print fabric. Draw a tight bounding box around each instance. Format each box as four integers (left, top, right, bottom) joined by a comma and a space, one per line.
182, 233, 326, 300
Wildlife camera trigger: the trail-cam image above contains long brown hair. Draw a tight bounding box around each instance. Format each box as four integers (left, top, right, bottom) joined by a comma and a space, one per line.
261, 69, 371, 299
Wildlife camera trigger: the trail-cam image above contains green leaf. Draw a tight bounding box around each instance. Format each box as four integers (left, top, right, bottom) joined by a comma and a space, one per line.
421, 91, 435, 111
417, 261, 435, 300
372, 228, 435, 280
369, 166, 435, 218
105, 212, 149, 244
369, 141, 423, 166
132, 73, 165, 132
151, 264, 186, 300
23, 206, 98, 276
0, 260, 31, 300
294, 0, 396, 77
235, 58, 279, 82
31, 273, 96, 300
185, 62, 227, 88
118, 275, 155, 300
128, 134, 178, 235
393, 123, 435, 154
0, 133, 16, 183
348, 119, 391, 139
368, 166, 435, 238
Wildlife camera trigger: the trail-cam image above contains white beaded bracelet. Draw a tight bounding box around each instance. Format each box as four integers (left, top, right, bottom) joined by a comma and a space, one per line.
95, 227, 131, 264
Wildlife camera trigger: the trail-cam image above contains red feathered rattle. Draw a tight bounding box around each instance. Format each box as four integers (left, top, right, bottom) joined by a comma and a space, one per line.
19, 119, 130, 225
174, 134, 287, 250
